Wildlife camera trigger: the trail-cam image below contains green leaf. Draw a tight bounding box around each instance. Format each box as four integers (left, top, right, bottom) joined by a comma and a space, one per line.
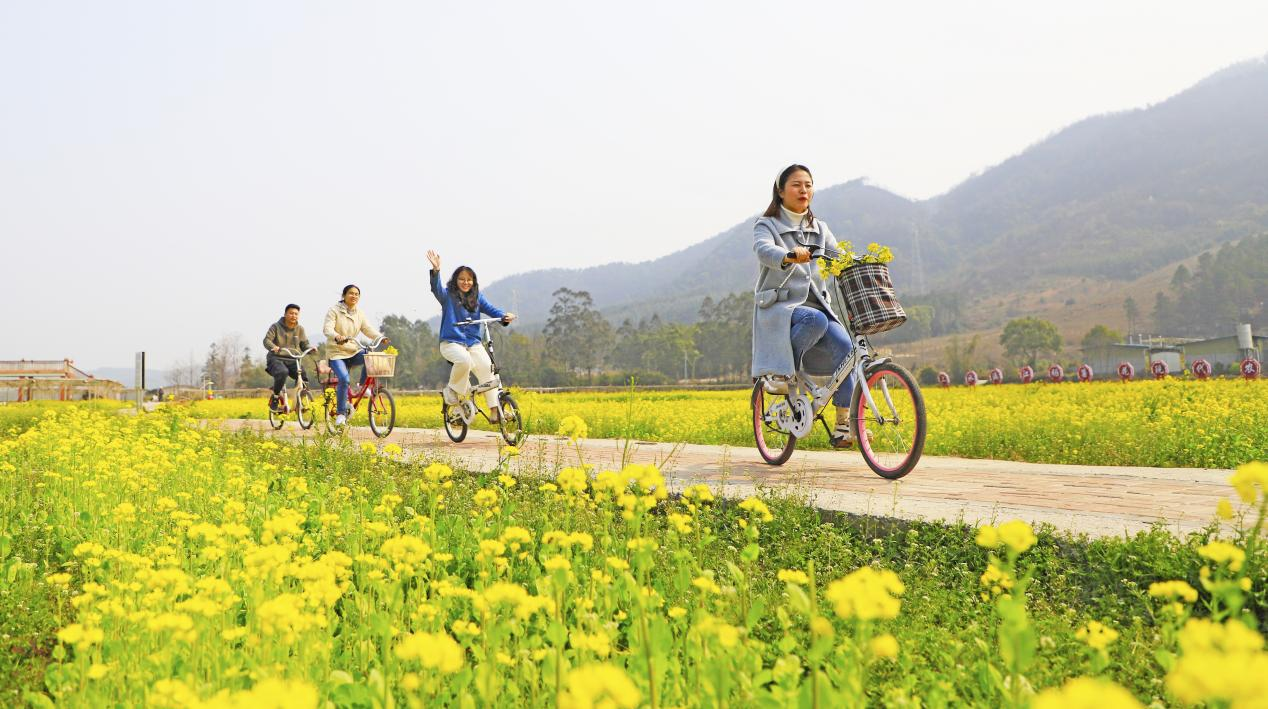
24, 692, 56, 709
546, 620, 567, 646
328, 670, 355, 685
785, 584, 812, 616
745, 597, 767, 629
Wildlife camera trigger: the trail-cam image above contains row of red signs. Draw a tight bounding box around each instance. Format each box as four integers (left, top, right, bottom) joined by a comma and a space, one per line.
937, 358, 1261, 386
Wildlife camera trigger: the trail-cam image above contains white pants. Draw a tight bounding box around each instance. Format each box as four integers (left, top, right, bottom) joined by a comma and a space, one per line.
439, 341, 499, 408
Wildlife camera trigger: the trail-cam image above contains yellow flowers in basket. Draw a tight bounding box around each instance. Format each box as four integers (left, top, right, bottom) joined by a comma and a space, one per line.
818, 241, 895, 279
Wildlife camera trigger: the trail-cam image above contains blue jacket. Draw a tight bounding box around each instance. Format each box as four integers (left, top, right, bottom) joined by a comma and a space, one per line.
430, 270, 506, 347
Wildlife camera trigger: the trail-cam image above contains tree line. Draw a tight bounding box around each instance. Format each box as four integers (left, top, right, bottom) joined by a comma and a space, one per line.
1152, 232, 1268, 338
173, 289, 755, 390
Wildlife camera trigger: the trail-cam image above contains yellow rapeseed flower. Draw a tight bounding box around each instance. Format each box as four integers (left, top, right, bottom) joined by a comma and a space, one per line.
1148, 580, 1198, 603
869, 633, 899, 660
777, 569, 809, 586
997, 520, 1037, 554
1198, 541, 1246, 572
1075, 620, 1120, 650
1031, 677, 1143, 709
559, 663, 640, 709
824, 567, 904, 620
1229, 461, 1268, 504
557, 415, 589, 442
394, 631, 465, 674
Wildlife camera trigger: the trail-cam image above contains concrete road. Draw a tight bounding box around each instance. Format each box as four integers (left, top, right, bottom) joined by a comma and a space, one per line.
213, 419, 1234, 539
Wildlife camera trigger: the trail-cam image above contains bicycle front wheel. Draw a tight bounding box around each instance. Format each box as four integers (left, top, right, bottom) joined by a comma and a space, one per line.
268, 399, 284, 430
498, 393, 524, 446
752, 381, 797, 465
369, 388, 396, 438
297, 389, 315, 430
442, 403, 467, 443
850, 362, 926, 479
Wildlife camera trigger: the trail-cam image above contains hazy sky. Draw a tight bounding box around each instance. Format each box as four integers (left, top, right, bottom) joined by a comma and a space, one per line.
4, 1, 1267, 372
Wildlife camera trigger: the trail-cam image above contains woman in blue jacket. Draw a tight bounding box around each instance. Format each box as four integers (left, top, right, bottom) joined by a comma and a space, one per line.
426, 250, 516, 417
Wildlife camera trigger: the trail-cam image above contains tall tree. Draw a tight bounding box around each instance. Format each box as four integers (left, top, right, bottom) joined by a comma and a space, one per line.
1123, 296, 1139, 335
543, 288, 611, 381
380, 315, 439, 388
999, 317, 1062, 366
1080, 325, 1123, 350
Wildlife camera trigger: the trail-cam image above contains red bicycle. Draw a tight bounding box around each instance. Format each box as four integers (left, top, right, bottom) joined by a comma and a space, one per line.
321, 337, 397, 438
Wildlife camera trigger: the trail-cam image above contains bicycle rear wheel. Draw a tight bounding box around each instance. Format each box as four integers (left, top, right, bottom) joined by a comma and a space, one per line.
752, 381, 797, 465
297, 389, 315, 429
850, 362, 926, 479
497, 393, 524, 446
442, 402, 467, 442
369, 388, 396, 438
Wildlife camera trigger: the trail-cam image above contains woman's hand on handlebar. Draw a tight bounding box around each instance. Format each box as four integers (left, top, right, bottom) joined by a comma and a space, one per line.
501, 313, 516, 326
784, 247, 812, 264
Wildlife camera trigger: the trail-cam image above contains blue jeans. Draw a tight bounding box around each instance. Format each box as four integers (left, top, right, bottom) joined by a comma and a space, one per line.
329, 353, 366, 415
790, 306, 854, 406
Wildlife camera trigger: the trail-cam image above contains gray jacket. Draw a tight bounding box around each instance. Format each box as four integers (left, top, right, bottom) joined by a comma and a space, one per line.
750, 215, 847, 378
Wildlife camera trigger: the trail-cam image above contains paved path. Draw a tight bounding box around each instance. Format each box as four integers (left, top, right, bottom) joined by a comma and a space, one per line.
213, 420, 1235, 539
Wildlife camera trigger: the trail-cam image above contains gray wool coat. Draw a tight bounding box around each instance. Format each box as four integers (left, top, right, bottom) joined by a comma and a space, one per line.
750, 215, 847, 378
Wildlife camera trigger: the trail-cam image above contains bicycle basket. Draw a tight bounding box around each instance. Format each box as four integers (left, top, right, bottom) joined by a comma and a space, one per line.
838, 262, 907, 335
363, 352, 397, 378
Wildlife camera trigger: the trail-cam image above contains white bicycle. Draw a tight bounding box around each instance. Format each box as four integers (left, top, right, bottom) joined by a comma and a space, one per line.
267, 346, 319, 430
752, 249, 927, 478
441, 317, 525, 446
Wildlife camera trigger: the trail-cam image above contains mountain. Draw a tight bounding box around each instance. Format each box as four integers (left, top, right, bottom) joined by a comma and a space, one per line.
484, 57, 1268, 328
91, 367, 170, 388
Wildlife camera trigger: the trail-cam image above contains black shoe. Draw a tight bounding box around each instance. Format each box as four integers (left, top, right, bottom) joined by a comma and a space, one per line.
269, 395, 282, 413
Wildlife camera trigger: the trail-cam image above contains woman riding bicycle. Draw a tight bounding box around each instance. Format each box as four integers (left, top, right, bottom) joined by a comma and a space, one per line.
752, 164, 861, 448
323, 284, 389, 427
426, 250, 516, 420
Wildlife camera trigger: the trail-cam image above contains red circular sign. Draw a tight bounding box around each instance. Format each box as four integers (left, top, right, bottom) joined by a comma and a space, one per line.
937, 371, 950, 387
1243, 358, 1261, 380
965, 370, 979, 386
1019, 366, 1034, 384
1048, 364, 1064, 383
1077, 364, 1093, 382
1191, 359, 1212, 380
1117, 361, 1134, 381
989, 368, 1004, 385
1151, 359, 1169, 379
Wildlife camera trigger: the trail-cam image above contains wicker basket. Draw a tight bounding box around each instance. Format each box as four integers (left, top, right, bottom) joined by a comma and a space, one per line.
838, 263, 907, 335
363, 352, 397, 378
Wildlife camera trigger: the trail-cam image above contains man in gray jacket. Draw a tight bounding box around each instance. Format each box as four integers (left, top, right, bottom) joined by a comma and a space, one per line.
263, 304, 311, 412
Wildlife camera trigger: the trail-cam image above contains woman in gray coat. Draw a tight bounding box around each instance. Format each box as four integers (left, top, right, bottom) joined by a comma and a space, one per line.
751, 164, 859, 447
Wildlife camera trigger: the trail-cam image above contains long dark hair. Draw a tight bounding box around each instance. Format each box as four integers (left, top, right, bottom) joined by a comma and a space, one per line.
446, 266, 479, 312
762, 164, 815, 227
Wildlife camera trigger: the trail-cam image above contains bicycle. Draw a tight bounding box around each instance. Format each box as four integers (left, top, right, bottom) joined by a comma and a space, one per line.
441, 316, 525, 446
267, 346, 319, 430
321, 336, 397, 438
751, 249, 927, 478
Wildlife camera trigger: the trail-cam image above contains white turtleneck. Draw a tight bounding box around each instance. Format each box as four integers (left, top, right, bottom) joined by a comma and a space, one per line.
780, 205, 808, 230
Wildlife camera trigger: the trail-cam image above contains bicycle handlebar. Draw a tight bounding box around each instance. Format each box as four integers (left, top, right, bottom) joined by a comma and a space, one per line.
454, 317, 510, 327
275, 346, 318, 360
360, 336, 390, 352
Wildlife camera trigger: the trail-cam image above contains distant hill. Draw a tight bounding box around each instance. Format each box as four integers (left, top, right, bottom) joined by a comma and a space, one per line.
485, 57, 1268, 329
91, 367, 170, 388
